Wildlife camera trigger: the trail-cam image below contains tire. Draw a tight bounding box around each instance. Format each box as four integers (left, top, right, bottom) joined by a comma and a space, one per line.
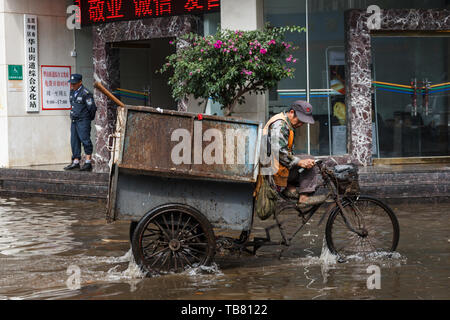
129, 221, 138, 242
131, 204, 216, 274
325, 195, 400, 257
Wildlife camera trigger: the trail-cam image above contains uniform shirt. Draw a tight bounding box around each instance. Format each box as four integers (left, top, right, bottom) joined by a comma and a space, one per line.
269, 113, 301, 169
69, 85, 96, 120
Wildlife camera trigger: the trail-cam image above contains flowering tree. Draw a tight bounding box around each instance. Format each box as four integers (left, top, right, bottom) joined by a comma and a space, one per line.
160, 25, 305, 116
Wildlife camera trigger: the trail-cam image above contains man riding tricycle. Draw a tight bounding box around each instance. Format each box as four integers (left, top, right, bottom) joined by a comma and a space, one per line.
104, 94, 399, 275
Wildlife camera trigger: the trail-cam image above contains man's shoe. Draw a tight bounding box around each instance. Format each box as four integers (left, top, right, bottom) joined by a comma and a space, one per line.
296, 195, 328, 209
64, 162, 80, 171
80, 162, 92, 172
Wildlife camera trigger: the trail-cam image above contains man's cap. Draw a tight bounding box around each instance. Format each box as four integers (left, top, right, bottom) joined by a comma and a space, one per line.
291, 100, 315, 124
68, 74, 82, 84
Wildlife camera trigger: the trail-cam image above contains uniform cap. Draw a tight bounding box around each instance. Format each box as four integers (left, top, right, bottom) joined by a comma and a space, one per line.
68, 74, 82, 84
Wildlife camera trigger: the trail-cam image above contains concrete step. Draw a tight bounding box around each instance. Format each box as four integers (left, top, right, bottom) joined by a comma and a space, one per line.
360, 183, 449, 199
0, 169, 109, 201
0, 168, 109, 184
358, 171, 450, 185
357, 167, 449, 200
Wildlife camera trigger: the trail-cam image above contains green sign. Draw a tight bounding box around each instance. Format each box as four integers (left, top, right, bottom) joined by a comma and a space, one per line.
8, 65, 23, 80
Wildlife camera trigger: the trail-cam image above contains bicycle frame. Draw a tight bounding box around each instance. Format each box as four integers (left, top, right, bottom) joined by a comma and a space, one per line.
241, 160, 363, 257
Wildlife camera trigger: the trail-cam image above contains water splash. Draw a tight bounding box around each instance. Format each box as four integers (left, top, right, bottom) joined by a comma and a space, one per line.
182, 263, 224, 277
319, 237, 338, 265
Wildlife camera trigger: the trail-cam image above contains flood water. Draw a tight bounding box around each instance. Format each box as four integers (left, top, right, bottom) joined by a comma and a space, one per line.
0, 196, 448, 300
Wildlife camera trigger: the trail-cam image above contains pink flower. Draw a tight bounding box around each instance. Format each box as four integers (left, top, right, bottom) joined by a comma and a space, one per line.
286, 55, 293, 62
189, 72, 193, 76
260, 48, 267, 55
268, 39, 276, 45
293, 58, 297, 63
282, 42, 292, 49
249, 50, 252, 55
214, 40, 223, 49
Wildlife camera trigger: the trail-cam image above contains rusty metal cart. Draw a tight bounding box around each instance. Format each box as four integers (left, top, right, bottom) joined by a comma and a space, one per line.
106, 105, 263, 273
102, 84, 399, 274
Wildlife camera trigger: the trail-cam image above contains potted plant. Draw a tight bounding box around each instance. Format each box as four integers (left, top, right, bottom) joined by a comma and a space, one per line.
160, 25, 305, 116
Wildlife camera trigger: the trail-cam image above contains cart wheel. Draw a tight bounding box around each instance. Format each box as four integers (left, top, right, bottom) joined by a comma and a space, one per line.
129, 221, 138, 242
131, 204, 216, 274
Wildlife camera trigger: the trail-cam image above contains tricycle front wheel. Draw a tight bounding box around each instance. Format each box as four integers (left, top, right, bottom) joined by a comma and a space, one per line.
325, 195, 400, 257
131, 204, 216, 274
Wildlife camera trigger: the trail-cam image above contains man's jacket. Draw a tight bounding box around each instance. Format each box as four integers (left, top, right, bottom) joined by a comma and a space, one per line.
69, 85, 97, 121
262, 112, 301, 187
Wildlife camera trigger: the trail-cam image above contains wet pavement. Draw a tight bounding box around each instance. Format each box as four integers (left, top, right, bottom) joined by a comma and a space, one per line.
0, 196, 448, 300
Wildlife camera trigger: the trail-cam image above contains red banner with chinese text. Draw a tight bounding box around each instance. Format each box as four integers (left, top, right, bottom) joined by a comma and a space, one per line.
76, 0, 220, 26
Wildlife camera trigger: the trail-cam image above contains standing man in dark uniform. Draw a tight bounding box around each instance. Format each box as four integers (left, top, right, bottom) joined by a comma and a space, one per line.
64, 74, 97, 172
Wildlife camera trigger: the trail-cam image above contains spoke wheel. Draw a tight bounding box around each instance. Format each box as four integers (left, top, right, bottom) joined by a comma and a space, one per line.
325, 196, 399, 257
131, 204, 216, 274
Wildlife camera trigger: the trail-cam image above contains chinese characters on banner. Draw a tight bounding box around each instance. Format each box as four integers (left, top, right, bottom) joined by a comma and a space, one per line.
41, 66, 72, 110
82, 0, 220, 25
185, 0, 219, 11
134, 0, 173, 17
24, 15, 39, 113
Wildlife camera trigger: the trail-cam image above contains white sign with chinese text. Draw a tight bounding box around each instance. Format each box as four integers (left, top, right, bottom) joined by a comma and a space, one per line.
41, 66, 71, 110
332, 125, 347, 155
24, 15, 39, 112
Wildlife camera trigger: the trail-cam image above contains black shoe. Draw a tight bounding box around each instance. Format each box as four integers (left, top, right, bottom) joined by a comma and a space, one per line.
80, 162, 92, 172
64, 162, 80, 170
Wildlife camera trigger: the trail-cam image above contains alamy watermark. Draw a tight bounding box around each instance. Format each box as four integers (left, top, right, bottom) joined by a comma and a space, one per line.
66, 265, 81, 290
66, 5, 81, 30
367, 5, 382, 30
366, 265, 381, 290
170, 122, 281, 176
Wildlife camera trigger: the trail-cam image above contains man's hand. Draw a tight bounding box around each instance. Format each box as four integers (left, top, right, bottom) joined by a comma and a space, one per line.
298, 158, 315, 169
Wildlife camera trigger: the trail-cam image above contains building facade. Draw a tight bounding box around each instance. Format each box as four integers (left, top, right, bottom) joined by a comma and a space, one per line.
0, 0, 449, 171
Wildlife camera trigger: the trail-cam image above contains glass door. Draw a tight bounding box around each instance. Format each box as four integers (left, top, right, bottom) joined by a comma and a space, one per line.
372, 35, 450, 159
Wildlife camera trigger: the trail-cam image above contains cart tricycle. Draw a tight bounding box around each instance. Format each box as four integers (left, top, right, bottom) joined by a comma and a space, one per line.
106, 106, 399, 274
